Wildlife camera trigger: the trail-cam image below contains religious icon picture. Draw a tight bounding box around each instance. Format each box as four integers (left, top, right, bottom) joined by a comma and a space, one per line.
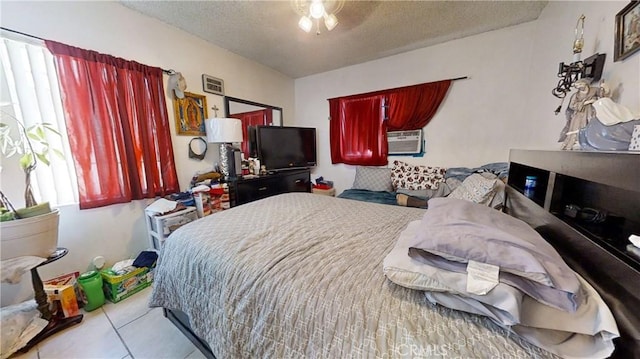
174, 92, 208, 136
614, 1, 640, 62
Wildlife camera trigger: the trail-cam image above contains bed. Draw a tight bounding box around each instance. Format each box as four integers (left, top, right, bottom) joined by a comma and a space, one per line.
149, 152, 639, 358
150, 194, 557, 358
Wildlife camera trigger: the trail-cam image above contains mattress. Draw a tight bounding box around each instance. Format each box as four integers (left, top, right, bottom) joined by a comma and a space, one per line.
149, 193, 556, 358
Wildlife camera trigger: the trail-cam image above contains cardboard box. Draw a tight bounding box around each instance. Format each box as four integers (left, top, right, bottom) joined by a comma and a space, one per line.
44, 284, 80, 317
44, 272, 84, 306
101, 267, 153, 303
312, 187, 336, 197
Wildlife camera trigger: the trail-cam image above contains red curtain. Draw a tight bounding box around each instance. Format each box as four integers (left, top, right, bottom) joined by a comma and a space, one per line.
329, 94, 387, 166
329, 80, 452, 165
45, 40, 179, 209
230, 109, 272, 158
386, 80, 451, 131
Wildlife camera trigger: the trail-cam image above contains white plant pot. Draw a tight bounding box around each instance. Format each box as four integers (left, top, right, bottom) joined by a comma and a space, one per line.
1, 209, 59, 260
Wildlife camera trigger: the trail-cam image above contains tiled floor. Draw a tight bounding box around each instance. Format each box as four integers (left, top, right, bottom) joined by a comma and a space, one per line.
11, 286, 206, 359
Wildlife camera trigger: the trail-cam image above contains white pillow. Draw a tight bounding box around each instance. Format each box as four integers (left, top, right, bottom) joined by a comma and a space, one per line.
352, 166, 393, 192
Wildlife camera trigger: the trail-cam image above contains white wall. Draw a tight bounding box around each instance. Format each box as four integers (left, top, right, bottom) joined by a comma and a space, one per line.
0, 1, 295, 306
294, 1, 639, 193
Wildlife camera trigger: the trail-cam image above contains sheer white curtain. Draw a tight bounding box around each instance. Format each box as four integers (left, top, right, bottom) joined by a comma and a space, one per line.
0, 33, 78, 206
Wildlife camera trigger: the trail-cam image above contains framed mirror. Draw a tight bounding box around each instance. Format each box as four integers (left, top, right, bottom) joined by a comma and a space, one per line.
225, 96, 283, 158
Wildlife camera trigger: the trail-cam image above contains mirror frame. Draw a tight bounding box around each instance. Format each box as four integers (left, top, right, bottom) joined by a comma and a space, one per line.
224, 96, 283, 127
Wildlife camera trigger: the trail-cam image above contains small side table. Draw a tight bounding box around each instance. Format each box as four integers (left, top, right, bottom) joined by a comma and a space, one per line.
19, 248, 83, 353
311, 187, 336, 197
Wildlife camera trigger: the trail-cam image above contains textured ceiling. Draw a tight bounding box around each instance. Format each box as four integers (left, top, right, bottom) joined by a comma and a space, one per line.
120, 1, 548, 79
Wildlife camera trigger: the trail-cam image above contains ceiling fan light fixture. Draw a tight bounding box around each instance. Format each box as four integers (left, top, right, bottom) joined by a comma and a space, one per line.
298, 16, 313, 32
293, 0, 343, 34
324, 13, 338, 31
309, 0, 325, 19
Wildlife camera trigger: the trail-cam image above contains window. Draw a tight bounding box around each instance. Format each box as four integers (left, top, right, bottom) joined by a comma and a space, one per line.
45, 40, 179, 209
0, 34, 78, 207
328, 80, 451, 165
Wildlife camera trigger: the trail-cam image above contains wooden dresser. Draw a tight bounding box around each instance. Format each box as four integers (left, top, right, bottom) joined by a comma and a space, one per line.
227, 169, 311, 207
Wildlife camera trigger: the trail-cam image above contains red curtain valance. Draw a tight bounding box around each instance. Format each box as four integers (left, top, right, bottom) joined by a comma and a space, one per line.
329, 79, 452, 165
386, 80, 451, 131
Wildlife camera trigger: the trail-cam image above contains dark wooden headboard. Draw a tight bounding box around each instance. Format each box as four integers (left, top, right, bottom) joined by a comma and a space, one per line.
504, 149, 640, 359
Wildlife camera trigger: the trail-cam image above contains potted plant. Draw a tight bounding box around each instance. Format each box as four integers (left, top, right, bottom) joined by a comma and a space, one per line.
0, 104, 64, 260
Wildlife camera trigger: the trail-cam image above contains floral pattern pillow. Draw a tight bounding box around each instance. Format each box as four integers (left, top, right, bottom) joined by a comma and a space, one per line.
391, 160, 446, 190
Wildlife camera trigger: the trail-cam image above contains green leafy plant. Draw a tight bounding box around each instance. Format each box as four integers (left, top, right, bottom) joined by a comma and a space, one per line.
0, 107, 63, 211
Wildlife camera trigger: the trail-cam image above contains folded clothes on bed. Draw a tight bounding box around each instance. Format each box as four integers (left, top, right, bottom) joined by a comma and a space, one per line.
383, 199, 619, 359
411, 198, 582, 311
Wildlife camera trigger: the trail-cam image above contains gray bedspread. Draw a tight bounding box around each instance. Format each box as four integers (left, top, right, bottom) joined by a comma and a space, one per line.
149, 193, 556, 358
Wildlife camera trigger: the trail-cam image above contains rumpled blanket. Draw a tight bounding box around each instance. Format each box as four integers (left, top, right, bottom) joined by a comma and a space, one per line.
446, 162, 509, 181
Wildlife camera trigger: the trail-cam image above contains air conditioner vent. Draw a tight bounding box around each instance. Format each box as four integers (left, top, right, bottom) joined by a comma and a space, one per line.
387, 130, 422, 155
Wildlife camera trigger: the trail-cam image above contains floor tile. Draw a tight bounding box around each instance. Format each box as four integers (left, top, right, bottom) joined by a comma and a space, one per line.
118, 308, 197, 359
102, 286, 153, 329
37, 308, 129, 359
185, 349, 208, 359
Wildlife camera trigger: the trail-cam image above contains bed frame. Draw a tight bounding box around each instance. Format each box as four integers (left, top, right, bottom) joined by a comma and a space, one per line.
163, 149, 640, 358
505, 150, 639, 358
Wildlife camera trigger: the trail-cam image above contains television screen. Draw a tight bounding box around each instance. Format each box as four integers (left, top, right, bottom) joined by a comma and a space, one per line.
256, 126, 316, 171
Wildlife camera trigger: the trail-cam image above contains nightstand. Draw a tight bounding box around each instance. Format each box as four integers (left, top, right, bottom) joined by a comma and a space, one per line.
311, 188, 336, 197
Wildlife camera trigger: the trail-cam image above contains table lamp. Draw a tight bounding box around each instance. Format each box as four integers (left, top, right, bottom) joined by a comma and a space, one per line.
205, 118, 243, 179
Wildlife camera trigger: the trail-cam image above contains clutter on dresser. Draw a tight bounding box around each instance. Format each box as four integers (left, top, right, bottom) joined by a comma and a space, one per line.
191, 183, 230, 217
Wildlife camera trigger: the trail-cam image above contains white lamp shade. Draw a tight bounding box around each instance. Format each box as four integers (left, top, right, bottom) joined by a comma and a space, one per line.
205, 118, 243, 143
298, 16, 312, 32
324, 13, 338, 31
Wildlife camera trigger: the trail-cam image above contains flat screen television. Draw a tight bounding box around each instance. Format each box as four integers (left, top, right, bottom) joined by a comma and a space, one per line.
256, 126, 317, 171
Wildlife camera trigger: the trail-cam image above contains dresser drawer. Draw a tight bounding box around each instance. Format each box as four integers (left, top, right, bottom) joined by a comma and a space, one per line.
231, 169, 311, 207
281, 171, 311, 193
236, 177, 280, 204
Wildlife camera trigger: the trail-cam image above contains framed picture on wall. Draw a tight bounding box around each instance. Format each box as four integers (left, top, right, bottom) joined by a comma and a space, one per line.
174, 92, 209, 136
614, 1, 640, 62
202, 74, 225, 96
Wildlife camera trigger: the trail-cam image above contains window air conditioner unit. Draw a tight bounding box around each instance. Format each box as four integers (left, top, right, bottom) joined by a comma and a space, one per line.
387, 130, 422, 155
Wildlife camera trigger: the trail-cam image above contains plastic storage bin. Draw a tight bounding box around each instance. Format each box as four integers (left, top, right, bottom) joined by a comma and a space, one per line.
145, 206, 197, 249
101, 267, 152, 303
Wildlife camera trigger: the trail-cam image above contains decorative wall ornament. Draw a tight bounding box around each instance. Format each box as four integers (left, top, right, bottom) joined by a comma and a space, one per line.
614, 1, 640, 62
558, 79, 598, 150
174, 92, 208, 136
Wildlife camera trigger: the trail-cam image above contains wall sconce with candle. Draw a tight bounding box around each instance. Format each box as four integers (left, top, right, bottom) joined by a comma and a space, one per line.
552, 15, 606, 114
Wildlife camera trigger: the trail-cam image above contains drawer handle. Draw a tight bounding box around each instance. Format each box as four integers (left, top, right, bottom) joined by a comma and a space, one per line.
294, 179, 302, 184
258, 187, 268, 191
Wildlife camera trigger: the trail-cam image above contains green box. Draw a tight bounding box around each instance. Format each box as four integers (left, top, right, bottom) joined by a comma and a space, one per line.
100, 267, 153, 303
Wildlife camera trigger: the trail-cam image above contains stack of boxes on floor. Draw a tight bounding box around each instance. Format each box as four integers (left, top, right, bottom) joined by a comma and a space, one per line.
44, 250, 158, 317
